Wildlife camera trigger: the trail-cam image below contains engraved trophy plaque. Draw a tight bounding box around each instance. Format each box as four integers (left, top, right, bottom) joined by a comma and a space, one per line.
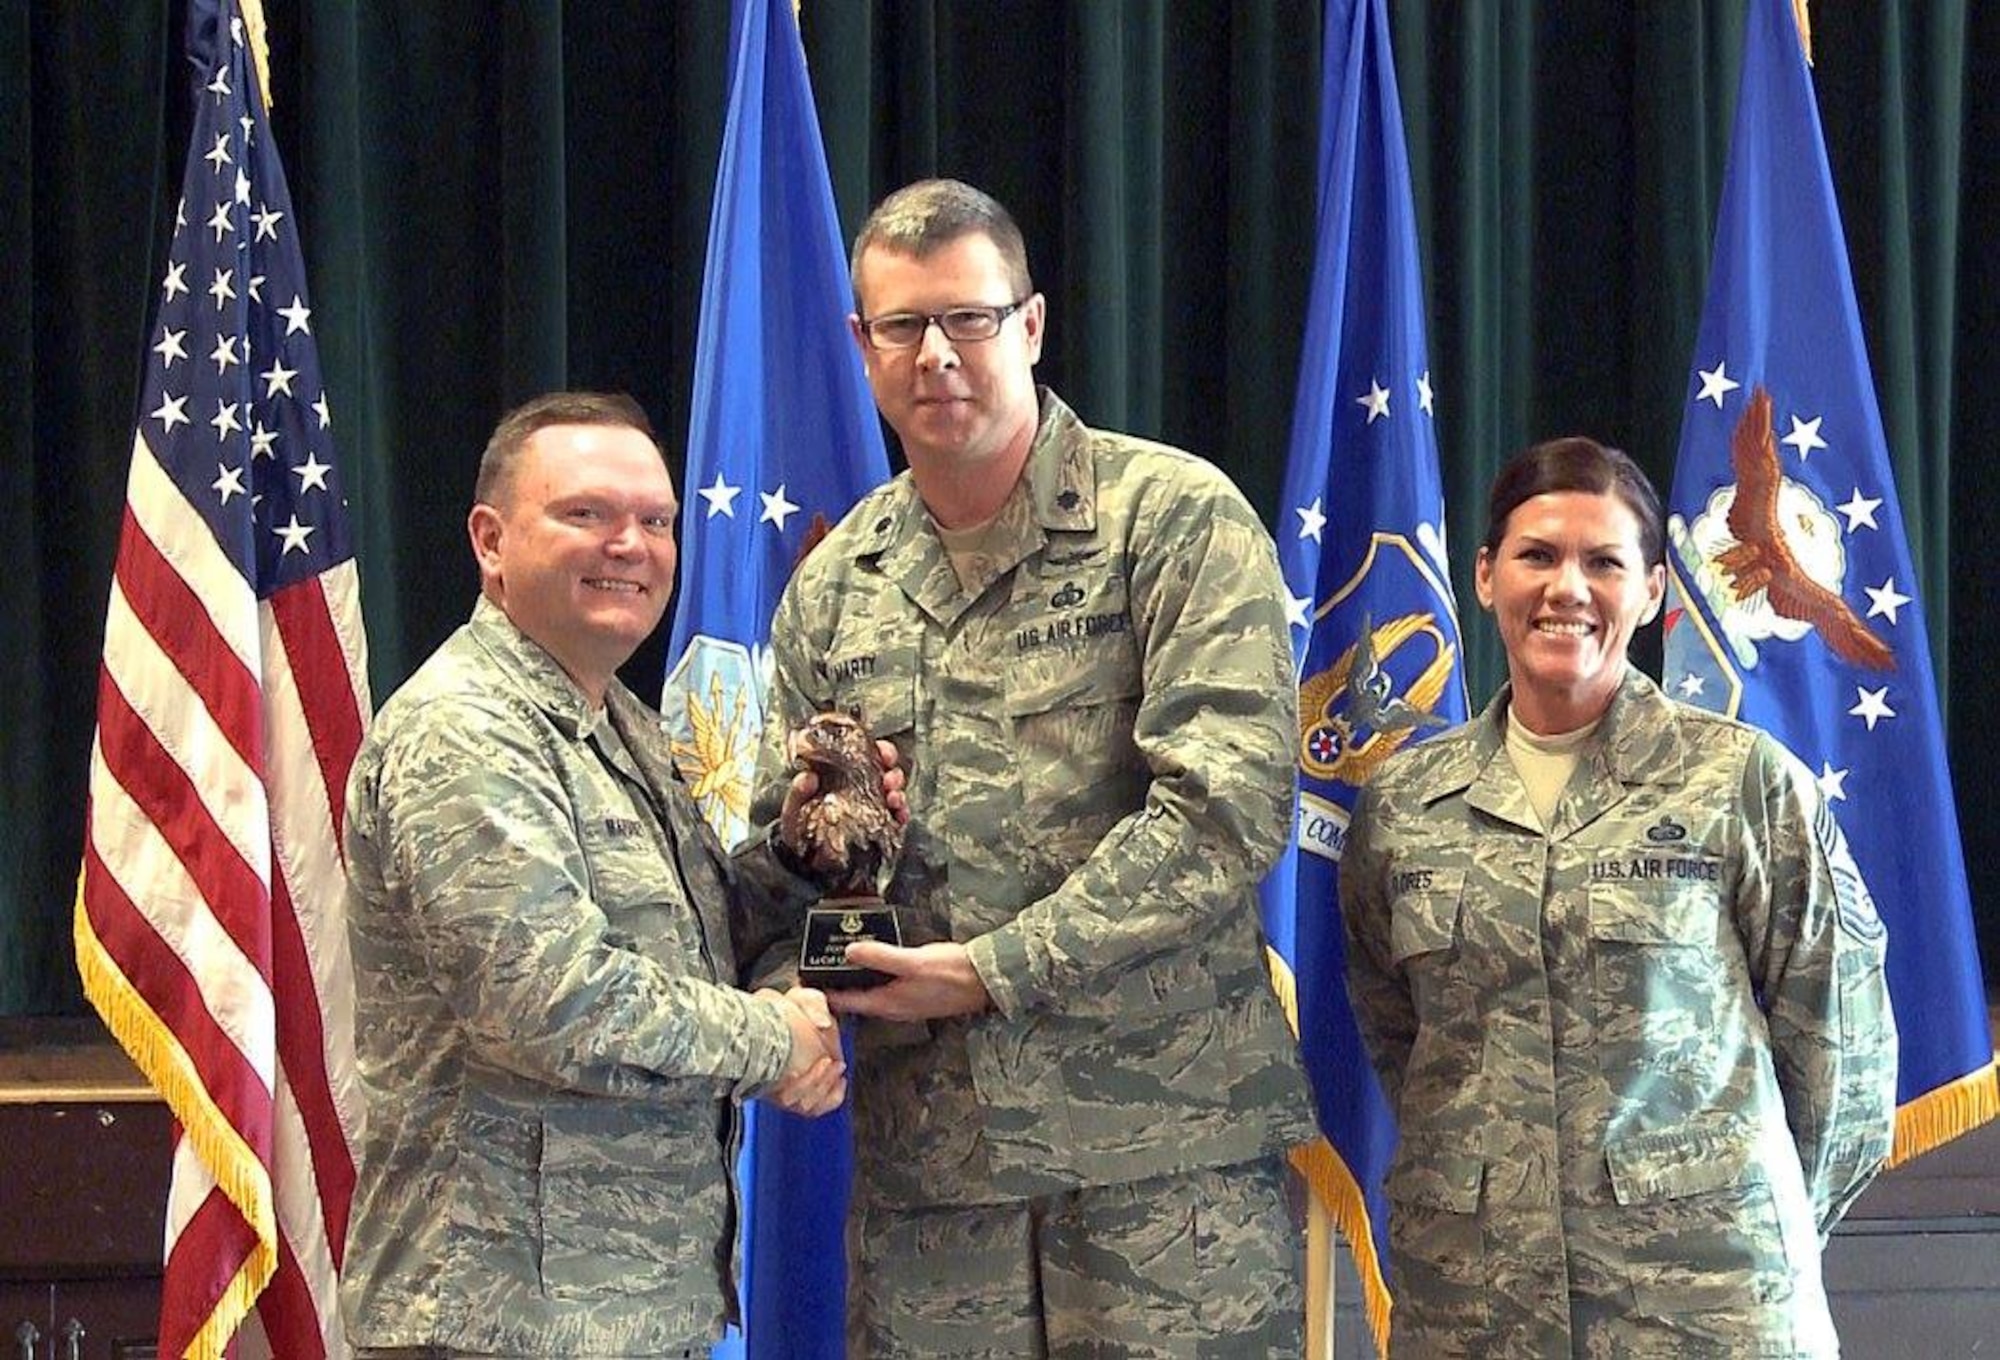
787, 710, 903, 989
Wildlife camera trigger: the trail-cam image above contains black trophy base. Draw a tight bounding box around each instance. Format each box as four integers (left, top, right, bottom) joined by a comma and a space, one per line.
799, 896, 902, 990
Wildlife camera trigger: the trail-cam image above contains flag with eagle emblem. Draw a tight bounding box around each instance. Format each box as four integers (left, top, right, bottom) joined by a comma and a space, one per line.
1663, 0, 1995, 1162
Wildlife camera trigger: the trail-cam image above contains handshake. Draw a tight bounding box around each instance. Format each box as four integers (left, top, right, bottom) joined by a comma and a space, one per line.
756, 984, 846, 1118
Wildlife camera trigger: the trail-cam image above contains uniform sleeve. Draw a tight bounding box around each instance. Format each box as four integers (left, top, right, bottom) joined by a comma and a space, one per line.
1338, 783, 1418, 1111
354, 699, 796, 1100
727, 824, 820, 991
963, 471, 1299, 1016
1734, 733, 1898, 1233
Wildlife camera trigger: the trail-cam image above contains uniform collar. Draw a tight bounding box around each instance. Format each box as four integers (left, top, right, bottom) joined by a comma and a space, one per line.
1413, 666, 1692, 828
466, 594, 612, 741
845, 387, 1097, 626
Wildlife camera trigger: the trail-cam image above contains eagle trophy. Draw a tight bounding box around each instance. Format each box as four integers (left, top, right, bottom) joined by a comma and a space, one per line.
788, 708, 902, 897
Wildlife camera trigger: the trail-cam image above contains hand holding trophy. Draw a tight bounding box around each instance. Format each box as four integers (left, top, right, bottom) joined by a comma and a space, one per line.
782, 709, 905, 988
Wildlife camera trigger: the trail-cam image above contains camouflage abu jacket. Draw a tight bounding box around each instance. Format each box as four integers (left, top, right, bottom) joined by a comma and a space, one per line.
746, 388, 1318, 1208
1341, 666, 1897, 1358
340, 598, 818, 1356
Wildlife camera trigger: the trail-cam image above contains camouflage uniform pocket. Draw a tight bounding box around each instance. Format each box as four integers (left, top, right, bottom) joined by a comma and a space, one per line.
1586, 878, 1731, 1083
1387, 867, 1466, 965
830, 675, 916, 739
536, 1106, 718, 1303
1603, 1122, 1796, 1318
1383, 1138, 1489, 1333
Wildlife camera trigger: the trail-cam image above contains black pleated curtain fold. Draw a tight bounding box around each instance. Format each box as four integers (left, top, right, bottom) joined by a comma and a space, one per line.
2, 1, 1989, 1014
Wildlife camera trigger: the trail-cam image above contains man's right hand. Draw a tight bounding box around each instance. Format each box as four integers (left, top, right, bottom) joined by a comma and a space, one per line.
758, 986, 846, 1117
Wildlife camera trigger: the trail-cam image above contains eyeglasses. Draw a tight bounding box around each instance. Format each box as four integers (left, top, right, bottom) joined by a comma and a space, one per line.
857, 299, 1031, 350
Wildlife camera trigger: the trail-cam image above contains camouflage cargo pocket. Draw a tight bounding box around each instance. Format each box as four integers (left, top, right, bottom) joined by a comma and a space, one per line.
535, 1107, 721, 1302
1383, 1137, 1489, 1332
1603, 1121, 1796, 1317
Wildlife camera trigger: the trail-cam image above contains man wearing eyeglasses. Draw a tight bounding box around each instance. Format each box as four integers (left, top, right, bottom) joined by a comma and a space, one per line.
745, 179, 1316, 1357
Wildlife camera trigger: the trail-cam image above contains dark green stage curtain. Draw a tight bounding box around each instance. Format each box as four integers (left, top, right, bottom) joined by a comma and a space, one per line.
3, 1, 1991, 1015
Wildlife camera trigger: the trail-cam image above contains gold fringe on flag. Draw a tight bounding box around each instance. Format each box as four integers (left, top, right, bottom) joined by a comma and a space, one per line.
74, 878, 279, 1360
1890, 1060, 2000, 1167
1267, 947, 1393, 1356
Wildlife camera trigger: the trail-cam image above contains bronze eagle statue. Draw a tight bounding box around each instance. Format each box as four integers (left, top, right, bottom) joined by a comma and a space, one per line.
787, 708, 903, 898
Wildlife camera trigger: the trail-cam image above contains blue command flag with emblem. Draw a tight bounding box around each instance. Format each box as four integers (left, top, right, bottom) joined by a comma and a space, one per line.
1259, 0, 1468, 1350
659, 0, 889, 1355
1663, 0, 1996, 1161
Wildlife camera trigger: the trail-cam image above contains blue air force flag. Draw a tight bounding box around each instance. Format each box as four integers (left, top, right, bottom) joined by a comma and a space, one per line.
1259, 0, 1469, 1349
660, 1, 889, 1356
1663, 0, 1995, 1160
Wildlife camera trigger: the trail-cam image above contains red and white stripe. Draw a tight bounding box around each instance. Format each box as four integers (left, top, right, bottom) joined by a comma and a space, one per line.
77, 431, 368, 1360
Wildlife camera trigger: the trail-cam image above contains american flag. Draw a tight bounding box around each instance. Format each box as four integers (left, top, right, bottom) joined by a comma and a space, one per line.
73, 2, 368, 1356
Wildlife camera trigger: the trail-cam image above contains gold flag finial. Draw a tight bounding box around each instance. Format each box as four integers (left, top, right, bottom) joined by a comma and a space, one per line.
1791, 0, 1814, 66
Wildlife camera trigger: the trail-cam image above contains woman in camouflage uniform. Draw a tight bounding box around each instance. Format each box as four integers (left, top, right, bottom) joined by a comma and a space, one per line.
1341, 438, 1896, 1357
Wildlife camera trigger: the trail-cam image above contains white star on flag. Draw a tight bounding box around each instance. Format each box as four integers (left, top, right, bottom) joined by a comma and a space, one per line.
251, 204, 283, 241
1780, 414, 1827, 459
1356, 378, 1391, 424
204, 132, 232, 173
208, 267, 236, 309
1864, 578, 1910, 624
162, 262, 189, 302
1695, 360, 1741, 407
151, 393, 189, 433
1677, 672, 1706, 698
274, 512, 316, 556
312, 393, 332, 429
1849, 686, 1895, 730
1837, 489, 1882, 532
212, 462, 246, 505
249, 421, 278, 460
154, 328, 189, 367
1285, 591, 1313, 630
1295, 497, 1326, 542
262, 359, 297, 398
277, 296, 312, 335
699, 473, 742, 519
759, 484, 801, 530
209, 334, 241, 375
1816, 761, 1850, 802
294, 453, 332, 493
274, 513, 316, 555
210, 399, 243, 441
207, 200, 235, 244
1417, 371, 1434, 415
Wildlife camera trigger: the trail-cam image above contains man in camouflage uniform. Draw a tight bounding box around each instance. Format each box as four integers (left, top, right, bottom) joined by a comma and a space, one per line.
743, 179, 1317, 1358
341, 393, 857, 1358
1343, 673, 1897, 1351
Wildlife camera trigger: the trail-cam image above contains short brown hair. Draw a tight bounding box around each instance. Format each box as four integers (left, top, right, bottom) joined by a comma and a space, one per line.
850, 178, 1033, 302
474, 391, 655, 508
1482, 437, 1664, 568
